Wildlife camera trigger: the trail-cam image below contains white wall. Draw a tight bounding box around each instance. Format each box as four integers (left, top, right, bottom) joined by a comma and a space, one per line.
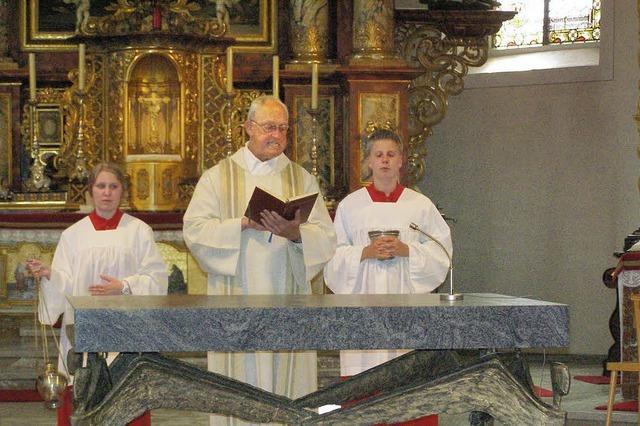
421, 0, 639, 354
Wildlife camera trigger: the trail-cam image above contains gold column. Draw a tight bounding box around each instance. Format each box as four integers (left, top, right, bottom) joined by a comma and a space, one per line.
289, 0, 329, 64
350, 0, 403, 66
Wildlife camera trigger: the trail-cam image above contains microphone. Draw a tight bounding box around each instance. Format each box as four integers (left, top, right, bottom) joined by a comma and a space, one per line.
409, 222, 462, 301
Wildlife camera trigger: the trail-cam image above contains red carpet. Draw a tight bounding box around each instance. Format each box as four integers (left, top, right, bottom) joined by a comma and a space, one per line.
533, 385, 553, 397
596, 400, 638, 412
0, 389, 43, 402
574, 375, 610, 385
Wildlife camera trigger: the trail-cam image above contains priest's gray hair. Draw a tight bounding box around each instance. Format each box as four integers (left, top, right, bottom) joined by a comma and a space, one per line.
89, 162, 128, 189
363, 129, 403, 160
247, 96, 289, 122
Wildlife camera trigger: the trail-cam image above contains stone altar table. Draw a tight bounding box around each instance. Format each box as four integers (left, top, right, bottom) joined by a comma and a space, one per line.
68, 293, 569, 425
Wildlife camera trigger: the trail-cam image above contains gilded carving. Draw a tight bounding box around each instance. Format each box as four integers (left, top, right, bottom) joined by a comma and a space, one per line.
107, 50, 137, 163
352, 0, 396, 60
289, 0, 329, 63
201, 54, 264, 171
137, 169, 149, 201
396, 22, 488, 186
81, 0, 226, 38
162, 167, 173, 200
358, 94, 399, 183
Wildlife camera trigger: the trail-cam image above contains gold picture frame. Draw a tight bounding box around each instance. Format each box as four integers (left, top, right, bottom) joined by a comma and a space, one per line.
35, 105, 64, 149
149, 241, 208, 296
0, 243, 55, 306
358, 93, 400, 185
20, 0, 276, 52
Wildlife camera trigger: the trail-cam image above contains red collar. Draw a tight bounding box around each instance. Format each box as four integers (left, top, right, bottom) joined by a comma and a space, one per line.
89, 209, 124, 231
366, 183, 404, 202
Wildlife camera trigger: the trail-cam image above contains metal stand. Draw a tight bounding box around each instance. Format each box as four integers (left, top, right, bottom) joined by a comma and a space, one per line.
69, 90, 89, 182
224, 91, 235, 158
25, 100, 51, 191
409, 222, 463, 301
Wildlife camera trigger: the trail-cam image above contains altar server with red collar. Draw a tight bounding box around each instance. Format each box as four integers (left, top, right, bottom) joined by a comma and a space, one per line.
324, 129, 451, 425
27, 162, 167, 426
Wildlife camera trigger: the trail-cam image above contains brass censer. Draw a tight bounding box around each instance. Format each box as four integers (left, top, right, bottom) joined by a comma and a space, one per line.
32, 273, 68, 409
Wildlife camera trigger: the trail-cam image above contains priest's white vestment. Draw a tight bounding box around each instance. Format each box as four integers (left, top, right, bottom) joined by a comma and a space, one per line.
323, 187, 451, 376
38, 214, 169, 379
183, 146, 336, 425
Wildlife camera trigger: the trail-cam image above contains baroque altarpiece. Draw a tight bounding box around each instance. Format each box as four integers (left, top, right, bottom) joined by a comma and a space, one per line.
0, 0, 513, 303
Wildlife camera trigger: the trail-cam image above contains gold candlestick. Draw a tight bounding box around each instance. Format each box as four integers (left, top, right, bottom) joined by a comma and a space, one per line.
25, 100, 51, 192
224, 91, 235, 158
225, 47, 233, 94
272, 55, 279, 98
28, 53, 36, 101
311, 62, 318, 109
69, 91, 89, 182
78, 44, 86, 92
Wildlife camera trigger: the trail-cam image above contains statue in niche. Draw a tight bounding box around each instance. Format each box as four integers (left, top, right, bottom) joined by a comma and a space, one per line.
136, 92, 171, 154
129, 88, 179, 155
64, 0, 91, 32
127, 55, 181, 157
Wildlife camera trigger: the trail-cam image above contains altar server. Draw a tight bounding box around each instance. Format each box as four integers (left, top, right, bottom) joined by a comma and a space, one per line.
324, 129, 451, 425
183, 96, 336, 425
27, 162, 168, 425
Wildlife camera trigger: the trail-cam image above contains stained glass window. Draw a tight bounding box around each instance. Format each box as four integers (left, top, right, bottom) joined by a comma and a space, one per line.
493, 0, 601, 49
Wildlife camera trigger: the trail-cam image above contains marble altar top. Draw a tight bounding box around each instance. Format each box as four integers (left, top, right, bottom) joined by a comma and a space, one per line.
69, 293, 569, 352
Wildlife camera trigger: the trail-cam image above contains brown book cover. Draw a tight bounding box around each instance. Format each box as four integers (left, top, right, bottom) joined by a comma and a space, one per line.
244, 187, 318, 223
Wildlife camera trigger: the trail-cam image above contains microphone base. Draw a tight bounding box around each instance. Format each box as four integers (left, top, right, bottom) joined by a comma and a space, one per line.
440, 293, 464, 302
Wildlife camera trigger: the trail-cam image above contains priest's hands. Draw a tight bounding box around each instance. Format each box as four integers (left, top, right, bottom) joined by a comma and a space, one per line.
26, 259, 51, 280
89, 274, 124, 296
258, 209, 302, 242
242, 216, 268, 232
361, 236, 409, 261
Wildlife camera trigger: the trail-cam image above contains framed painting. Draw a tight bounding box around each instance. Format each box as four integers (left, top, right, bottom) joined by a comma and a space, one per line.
20, 0, 276, 51
0, 243, 55, 306
358, 93, 400, 184
36, 106, 63, 149
191, 0, 276, 51
20, 0, 111, 50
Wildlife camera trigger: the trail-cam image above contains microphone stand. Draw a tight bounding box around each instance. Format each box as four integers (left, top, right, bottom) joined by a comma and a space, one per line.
409, 222, 463, 301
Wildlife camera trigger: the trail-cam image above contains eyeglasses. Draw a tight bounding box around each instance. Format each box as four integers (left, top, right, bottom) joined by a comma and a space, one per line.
250, 120, 289, 134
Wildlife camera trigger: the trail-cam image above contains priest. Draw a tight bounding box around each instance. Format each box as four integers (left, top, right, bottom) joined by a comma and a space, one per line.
183, 96, 336, 425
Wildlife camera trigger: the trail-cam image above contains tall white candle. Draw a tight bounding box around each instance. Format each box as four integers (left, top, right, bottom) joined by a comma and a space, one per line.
78, 43, 86, 92
226, 47, 233, 93
311, 62, 318, 109
28, 53, 36, 101
272, 55, 279, 98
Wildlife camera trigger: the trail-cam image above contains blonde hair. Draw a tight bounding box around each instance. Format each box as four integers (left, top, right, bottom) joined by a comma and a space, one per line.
88, 162, 127, 189
363, 129, 403, 160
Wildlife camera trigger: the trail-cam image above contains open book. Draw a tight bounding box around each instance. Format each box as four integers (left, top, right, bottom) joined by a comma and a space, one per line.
244, 186, 318, 224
